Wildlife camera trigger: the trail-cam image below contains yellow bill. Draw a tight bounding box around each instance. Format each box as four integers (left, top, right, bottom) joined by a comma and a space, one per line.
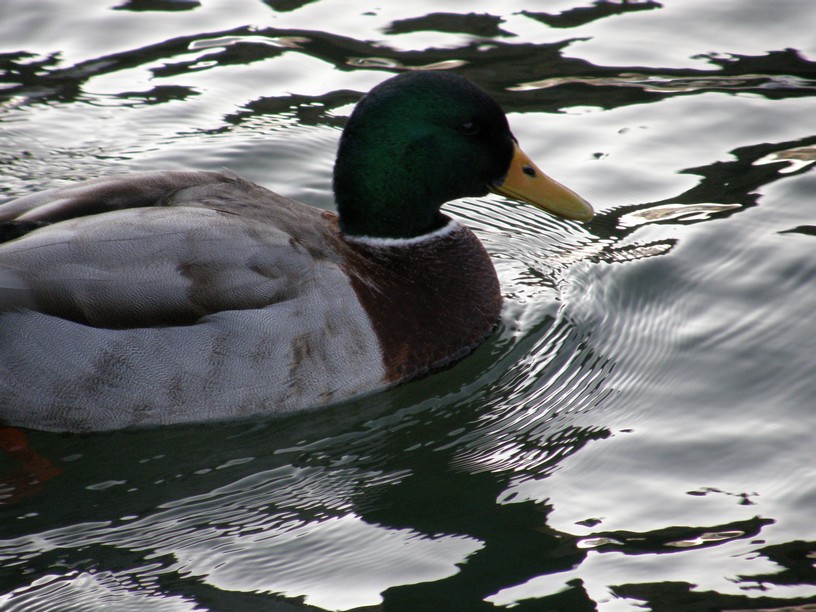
491, 143, 594, 222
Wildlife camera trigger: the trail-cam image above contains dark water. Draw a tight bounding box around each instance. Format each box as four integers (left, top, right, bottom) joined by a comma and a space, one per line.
1, 1, 815, 610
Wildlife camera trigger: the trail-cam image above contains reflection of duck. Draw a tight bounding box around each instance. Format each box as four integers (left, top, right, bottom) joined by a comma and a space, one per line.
0, 71, 592, 432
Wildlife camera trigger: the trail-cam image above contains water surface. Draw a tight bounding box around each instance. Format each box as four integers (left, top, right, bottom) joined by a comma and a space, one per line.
1, 0, 815, 610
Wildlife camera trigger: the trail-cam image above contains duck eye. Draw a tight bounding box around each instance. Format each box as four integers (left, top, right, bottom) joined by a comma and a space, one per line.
460, 120, 480, 136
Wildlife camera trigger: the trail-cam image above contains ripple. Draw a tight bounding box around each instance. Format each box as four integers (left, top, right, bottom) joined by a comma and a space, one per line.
3, 1, 816, 610
755, 144, 816, 174
432, 197, 619, 478
0, 464, 482, 610
619, 202, 742, 227
510, 72, 816, 95
188, 34, 310, 51
0, 569, 199, 612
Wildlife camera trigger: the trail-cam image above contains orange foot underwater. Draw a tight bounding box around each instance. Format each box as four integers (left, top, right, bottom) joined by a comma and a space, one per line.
0, 427, 63, 504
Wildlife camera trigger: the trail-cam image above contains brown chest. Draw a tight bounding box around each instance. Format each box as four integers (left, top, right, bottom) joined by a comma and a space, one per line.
342, 223, 502, 383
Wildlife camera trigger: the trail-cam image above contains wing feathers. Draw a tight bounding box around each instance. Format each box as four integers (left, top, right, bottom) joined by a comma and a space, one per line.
0, 173, 337, 328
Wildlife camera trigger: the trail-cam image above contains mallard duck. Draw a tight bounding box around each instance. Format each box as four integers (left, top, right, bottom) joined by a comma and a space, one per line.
0, 71, 592, 432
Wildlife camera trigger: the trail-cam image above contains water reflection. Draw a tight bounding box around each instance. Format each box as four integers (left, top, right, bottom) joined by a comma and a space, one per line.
117, 0, 201, 12
523, 1, 663, 29
613, 539, 816, 610
3, 20, 814, 112
2, 0, 816, 609
0, 417, 608, 609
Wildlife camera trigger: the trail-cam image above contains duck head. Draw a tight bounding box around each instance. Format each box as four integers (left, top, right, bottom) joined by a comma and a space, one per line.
333, 71, 593, 240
